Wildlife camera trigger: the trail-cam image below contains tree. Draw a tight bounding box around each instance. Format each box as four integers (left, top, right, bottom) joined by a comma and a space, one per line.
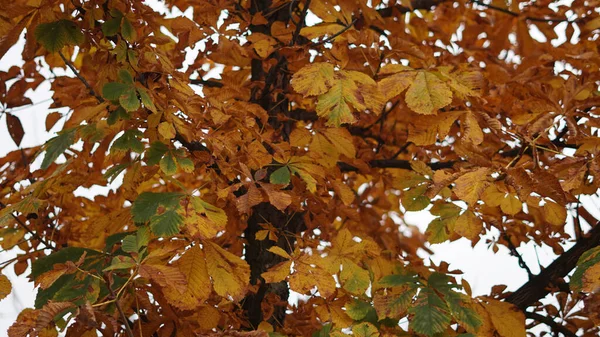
0, 0, 599, 336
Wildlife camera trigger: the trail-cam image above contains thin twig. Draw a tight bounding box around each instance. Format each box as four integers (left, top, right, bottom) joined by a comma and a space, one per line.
470, 0, 579, 23
288, 0, 299, 26
58, 51, 104, 102
104, 274, 135, 337
311, 18, 357, 47
290, 0, 312, 46
526, 312, 577, 337
504, 232, 534, 279
0, 202, 56, 251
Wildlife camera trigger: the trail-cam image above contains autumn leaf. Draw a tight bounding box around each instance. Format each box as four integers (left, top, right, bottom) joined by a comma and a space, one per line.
35, 20, 84, 53
204, 241, 250, 301
0, 274, 11, 301
405, 71, 453, 115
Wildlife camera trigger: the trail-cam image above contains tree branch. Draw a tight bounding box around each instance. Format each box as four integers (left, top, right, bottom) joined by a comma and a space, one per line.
526, 312, 577, 337
0, 202, 56, 251
58, 51, 104, 103
189, 78, 224, 88
338, 159, 456, 172
470, 0, 579, 23
506, 221, 600, 310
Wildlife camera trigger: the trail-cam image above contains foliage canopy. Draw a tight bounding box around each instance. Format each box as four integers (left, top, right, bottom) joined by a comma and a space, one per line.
1, 0, 600, 336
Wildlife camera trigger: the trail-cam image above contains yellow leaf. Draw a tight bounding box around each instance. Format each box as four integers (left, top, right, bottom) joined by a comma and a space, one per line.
484, 300, 526, 337
300, 23, 346, 39
138, 264, 188, 294
247, 140, 273, 170
309, 132, 339, 168
500, 194, 522, 215
352, 322, 380, 337
183, 197, 228, 239
291, 62, 335, 96
340, 259, 370, 295
378, 68, 416, 101
315, 70, 384, 126
542, 201, 566, 227
261, 183, 291, 211
262, 260, 292, 283
0, 274, 11, 301
463, 112, 484, 145
332, 180, 355, 206
581, 262, 600, 292
204, 241, 250, 301
314, 298, 353, 328
323, 127, 356, 158
454, 211, 483, 242
453, 168, 491, 207
164, 245, 211, 310
268, 246, 291, 259
289, 254, 336, 297
158, 121, 176, 139
405, 71, 452, 114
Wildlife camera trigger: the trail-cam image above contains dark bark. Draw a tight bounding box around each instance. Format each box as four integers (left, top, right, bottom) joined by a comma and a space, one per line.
243, 203, 305, 327
506, 222, 600, 309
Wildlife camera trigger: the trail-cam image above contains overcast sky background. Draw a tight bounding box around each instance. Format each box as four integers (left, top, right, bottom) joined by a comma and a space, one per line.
0, 0, 599, 335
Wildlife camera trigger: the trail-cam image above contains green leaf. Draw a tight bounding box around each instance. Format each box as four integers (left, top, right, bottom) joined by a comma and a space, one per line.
137, 87, 156, 112
102, 16, 122, 37
346, 299, 373, 320
409, 287, 451, 336
41, 128, 77, 169
103, 163, 129, 183
102, 82, 130, 101
312, 323, 332, 337
175, 156, 195, 173
426, 218, 455, 244
270, 166, 291, 185
111, 129, 144, 153
379, 273, 419, 287
402, 185, 430, 212
121, 18, 137, 41
131, 192, 184, 223
150, 209, 183, 236
427, 273, 460, 295
444, 292, 482, 332
118, 69, 134, 84
572, 247, 600, 292
35, 20, 84, 53
103, 256, 136, 271
146, 141, 169, 165
122, 227, 149, 253
119, 87, 140, 111
107, 106, 130, 125
160, 152, 178, 175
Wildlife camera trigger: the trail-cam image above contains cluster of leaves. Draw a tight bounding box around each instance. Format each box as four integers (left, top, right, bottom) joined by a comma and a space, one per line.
1, 0, 600, 336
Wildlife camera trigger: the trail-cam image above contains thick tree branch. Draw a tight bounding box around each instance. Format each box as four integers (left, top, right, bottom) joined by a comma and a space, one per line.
189, 78, 224, 88
506, 221, 600, 310
338, 159, 456, 172
526, 312, 577, 337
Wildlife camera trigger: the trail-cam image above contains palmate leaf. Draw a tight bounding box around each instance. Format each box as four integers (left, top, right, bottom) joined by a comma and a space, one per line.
571, 246, 600, 292
150, 209, 184, 236
41, 128, 77, 169
291, 62, 384, 126
409, 287, 451, 336
131, 192, 184, 223
35, 20, 84, 53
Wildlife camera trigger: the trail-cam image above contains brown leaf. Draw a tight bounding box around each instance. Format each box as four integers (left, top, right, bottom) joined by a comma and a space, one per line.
6, 113, 24, 147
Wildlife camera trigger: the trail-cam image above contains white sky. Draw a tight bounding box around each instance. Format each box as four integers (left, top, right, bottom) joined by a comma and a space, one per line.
0, 0, 598, 335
